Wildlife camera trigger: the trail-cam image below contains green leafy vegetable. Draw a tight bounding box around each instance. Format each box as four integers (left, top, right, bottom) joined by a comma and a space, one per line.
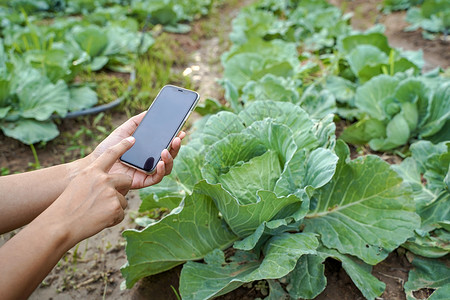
304, 142, 420, 265
122, 97, 420, 299
393, 140, 450, 258
180, 233, 319, 300
122, 193, 238, 288
404, 256, 450, 300
341, 75, 450, 151
1, 119, 59, 144
406, 0, 450, 37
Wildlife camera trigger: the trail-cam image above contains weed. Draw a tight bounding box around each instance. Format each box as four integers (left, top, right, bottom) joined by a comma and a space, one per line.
0, 167, 10, 176
105, 241, 113, 251
28, 144, 41, 170
62, 113, 110, 159
72, 240, 89, 265
254, 280, 269, 296
171, 285, 182, 300
78, 71, 129, 106
102, 272, 109, 300
73, 243, 81, 265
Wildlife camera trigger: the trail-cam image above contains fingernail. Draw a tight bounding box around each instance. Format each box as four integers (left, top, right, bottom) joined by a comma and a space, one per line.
126, 136, 135, 143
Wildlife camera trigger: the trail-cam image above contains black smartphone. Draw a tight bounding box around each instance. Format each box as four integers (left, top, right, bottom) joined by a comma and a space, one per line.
120, 85, 199, 174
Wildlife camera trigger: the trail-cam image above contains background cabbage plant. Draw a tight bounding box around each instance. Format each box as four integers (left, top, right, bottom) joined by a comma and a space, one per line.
341, 74, 450, 151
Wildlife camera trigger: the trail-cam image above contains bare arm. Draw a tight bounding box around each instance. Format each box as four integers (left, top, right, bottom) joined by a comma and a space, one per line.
0, 137, 134, 300
0, 157, 90, 234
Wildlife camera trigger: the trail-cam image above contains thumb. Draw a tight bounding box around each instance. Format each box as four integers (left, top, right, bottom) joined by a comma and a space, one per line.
94, 136, 135, 172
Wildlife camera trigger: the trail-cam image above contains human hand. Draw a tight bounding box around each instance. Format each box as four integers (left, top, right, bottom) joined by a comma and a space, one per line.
90, 111, 186, 189
49, 137, 135, 242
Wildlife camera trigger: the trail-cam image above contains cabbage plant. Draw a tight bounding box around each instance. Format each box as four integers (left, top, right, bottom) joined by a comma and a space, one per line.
406, 0, 450, 37
341, 74, 450, 151
121, 100, 420, 299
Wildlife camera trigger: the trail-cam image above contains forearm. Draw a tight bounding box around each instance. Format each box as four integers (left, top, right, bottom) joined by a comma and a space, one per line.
0, 209, 76, 300
0, 138, 136, 299
0, 155, 93, 234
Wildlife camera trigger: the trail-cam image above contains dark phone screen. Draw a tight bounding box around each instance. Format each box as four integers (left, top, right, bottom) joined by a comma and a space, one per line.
121, 86, 198, 172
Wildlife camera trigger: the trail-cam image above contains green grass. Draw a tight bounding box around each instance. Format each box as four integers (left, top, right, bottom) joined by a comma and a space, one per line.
123, 33, 193, 115
77, 71, 129, 106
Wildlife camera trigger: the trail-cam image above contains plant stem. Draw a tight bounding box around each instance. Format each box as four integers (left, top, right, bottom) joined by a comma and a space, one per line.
29, 144, 41, 169
171, 285, 182, 300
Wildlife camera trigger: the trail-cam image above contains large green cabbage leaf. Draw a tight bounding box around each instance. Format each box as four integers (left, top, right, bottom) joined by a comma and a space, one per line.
393, 140, 450, 258
124, 100, 421, 299
304, 142, 420, 265
285, 246, 386, 299
121, 193, 238, 288
1, 119, 59, 144
179, 233, 319, 300
337, 32, 422, 82
404, 256, 450, 300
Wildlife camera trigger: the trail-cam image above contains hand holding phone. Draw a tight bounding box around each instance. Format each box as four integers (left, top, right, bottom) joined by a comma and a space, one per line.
120, 85, 199, 174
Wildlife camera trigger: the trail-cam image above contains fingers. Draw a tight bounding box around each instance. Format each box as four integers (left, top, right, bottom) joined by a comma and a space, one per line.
130, 110, 147, 126
116, 192, 128, 210
110, 173, 133, 196
169, 137, 180, 158
161, 131, 185, 176
95, 137, 135, 172
169, 131, 185, 159
161, 149, 173, 175
145, 161, 165, 186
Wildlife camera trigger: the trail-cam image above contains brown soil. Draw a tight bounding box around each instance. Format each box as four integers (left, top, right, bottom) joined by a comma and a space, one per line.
383, 12, 450, 71
1, 1, 448, 300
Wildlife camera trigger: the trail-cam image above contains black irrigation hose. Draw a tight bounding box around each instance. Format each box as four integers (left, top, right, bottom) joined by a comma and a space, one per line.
52, 70, 136, 119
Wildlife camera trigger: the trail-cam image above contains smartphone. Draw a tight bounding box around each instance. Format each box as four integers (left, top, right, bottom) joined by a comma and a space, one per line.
120, 85, 199, 174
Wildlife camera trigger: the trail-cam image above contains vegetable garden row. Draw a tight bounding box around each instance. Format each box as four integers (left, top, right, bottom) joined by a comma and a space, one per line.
1, 0, 448, 299
0, 0, 218, 145
121, 0, 449, 299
